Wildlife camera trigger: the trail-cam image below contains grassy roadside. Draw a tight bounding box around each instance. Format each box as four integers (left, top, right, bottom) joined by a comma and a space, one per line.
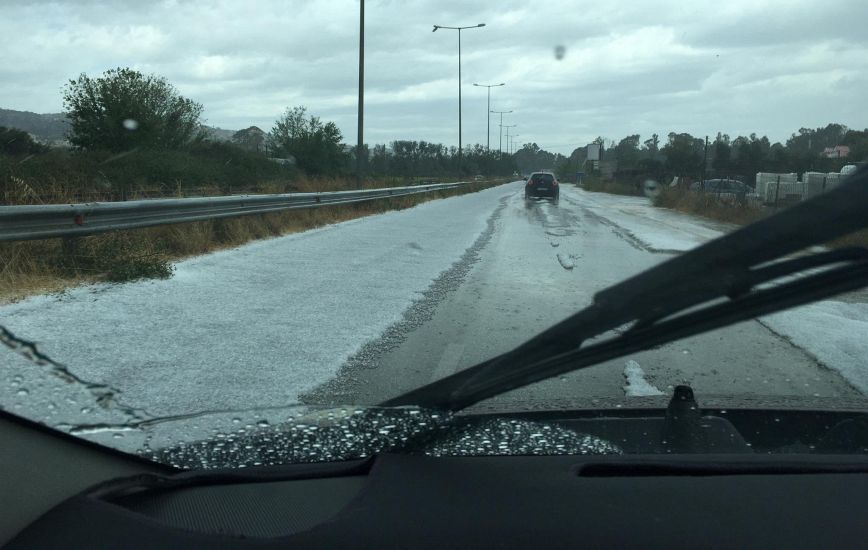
652, 187, 766, 226
0, 180, 507, 304
580, 175, 642, 196
652, 186, 868, 248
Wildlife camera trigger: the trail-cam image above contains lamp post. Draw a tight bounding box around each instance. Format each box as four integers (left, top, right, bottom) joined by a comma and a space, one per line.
503, 124, 516, 155
356, 0, 364, 185
472, 82, 504, 151
490, 109, 512, 157
511, 135, 520, 155
433, 22, 485, 175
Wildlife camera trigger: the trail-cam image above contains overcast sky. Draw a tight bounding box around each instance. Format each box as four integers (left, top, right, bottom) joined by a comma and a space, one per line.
2, 0, 867, 154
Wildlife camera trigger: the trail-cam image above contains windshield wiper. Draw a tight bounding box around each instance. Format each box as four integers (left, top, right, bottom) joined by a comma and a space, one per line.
384, 165, 868, 412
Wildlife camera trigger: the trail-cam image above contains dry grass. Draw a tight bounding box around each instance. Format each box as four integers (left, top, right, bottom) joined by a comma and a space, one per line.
830, 229, 868, 249
653, 187, 868, 250
652, 187, 767, 226
580, 176, 642, 196
0, 181, 504, 304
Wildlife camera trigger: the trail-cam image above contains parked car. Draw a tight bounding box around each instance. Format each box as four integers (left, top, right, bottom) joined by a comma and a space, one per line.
690, 179, 759, 204
525, 171, 560, 203
690, 179, 752, 195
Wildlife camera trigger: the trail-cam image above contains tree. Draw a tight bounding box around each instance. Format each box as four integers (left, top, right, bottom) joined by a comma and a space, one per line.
842, 128, 868, 162
63, 68, 205, 152
613, 134, 641, 170
662, 132, 702, 176
269, 106, 347, 175
711, 133, 731, 172
643, 134, 660, 156
232, 126, 267, 153
0, 126, 48, 155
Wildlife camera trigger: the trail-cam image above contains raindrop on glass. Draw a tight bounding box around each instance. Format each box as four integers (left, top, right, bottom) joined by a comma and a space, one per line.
122, 118, 139, 130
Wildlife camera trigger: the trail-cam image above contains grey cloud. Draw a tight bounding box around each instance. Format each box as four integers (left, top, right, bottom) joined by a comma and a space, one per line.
1, 0, 867, 153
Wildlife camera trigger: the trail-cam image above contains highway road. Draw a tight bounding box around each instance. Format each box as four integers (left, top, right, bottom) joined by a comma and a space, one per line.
2, 180, 866, 451
305, 183, 865, 411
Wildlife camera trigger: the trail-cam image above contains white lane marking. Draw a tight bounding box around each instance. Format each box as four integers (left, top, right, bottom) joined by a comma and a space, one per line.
623, 360, 664, 397
431, 343, 466, 382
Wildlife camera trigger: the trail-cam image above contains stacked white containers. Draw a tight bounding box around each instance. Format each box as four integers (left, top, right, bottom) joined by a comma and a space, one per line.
802, 172, 827, 199
826, 172, 841, 189
755, 172, 797, 204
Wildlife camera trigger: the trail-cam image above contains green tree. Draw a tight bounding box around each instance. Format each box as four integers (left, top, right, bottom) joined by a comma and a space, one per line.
842, 129, 868, 162
62, 67, 205, 152
711, 133, 731, 172
613, 134, 641, 170
0, 126, 48, 155
269, 106, 347, 175
662, 132, 702, 176
643, 134, 660, 156
232, 126, 267, 153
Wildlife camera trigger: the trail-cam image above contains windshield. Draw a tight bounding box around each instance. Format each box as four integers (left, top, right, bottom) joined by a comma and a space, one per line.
2, 0, 868, 468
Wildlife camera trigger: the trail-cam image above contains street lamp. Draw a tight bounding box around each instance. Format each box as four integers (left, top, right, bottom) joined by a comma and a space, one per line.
503, 124, 516, 155
356, 0, 364, 185
511, 135, 520, 155
472, 82, 504, 151
490, 109, 512, 157
433, 22, 485, 175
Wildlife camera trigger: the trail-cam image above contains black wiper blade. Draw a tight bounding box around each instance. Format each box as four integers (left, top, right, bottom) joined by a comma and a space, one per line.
383, 165, 868, 411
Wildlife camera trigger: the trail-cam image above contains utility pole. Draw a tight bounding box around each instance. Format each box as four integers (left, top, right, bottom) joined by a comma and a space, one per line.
702, 135, 709, 182
356, 0, 364, 185
490, 110, 512, 158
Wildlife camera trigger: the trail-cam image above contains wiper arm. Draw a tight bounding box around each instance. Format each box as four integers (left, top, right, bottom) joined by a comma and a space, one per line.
384, 165, 868, 411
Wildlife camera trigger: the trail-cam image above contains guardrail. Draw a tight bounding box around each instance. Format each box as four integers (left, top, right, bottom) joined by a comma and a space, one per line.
0, 181, 472, 242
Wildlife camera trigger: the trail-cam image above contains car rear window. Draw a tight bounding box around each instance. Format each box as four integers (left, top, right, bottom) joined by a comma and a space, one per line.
532, 174, 554, 184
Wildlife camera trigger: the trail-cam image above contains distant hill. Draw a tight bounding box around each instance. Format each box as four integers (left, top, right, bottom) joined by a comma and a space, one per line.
203, 126, 236, 142
0, 108, 69, 144
0, 107, 238, 146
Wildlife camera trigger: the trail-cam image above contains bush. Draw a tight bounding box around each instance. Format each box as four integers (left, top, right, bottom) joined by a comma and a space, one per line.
57, 232, 174, 283
653, 186, 765, 225
0, 126, 49, 155
63, 68, 204, 152
1, 144, 300, 203
581, 175, 642, 196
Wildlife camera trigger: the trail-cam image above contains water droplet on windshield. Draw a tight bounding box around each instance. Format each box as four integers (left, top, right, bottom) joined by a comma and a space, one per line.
16, 388, 29, 396
554, 45, 566, 60
122, 118, 138, 130
256, 420, 270, 428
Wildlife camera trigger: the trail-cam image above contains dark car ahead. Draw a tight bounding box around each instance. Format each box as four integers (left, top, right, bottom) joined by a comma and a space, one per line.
525, 171, 560, 202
